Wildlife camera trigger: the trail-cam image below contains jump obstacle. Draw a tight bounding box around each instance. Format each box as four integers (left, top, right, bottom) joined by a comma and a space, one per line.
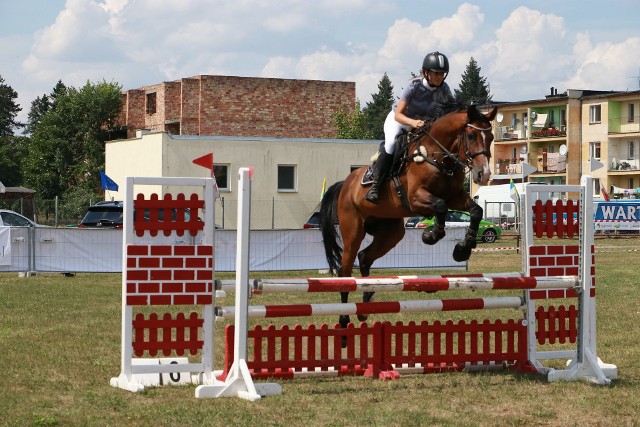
110, 169, 617, 401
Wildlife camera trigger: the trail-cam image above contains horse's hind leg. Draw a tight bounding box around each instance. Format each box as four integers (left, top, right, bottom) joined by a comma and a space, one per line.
452, 202, 481, 262
338, 215, 366, 346
356, 218, 405, 321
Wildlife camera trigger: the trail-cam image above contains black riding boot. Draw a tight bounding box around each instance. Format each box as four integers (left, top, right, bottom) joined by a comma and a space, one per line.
365, 150, 393, 204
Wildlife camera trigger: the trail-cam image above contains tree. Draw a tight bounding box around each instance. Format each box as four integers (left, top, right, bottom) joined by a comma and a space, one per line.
23, 80, 125, 200
0, 75, 24, 186
454, 57, 492, 105
363, 73, 395, 140
26, 81, 67, 136
332, 100, 373, 140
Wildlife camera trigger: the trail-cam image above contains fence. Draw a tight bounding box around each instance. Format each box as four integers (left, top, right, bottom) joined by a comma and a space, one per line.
2, 197, 322, 229
0, 226, 468, 274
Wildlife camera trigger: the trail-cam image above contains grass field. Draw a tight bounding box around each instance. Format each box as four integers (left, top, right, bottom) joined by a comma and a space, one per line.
1, 237, 639, 426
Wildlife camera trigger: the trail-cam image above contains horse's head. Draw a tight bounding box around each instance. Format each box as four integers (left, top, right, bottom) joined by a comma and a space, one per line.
460, 105, 497, 185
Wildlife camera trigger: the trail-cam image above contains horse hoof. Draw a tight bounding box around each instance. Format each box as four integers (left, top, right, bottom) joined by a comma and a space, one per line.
422, 226, 445, 245
453, 244, 472, 262
357, 314, 369, 322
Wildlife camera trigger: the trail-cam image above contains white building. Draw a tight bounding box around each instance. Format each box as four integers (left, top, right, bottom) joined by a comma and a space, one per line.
105, 130, 379, 229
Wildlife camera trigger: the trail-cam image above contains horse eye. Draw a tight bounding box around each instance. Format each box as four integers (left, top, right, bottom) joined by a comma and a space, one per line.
467, 132, 476, 140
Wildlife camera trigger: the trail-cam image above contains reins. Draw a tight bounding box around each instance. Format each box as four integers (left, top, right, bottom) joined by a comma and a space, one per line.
407, 120, 492, 176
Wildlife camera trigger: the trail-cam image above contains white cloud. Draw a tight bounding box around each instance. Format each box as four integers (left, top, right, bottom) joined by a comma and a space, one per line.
4, 1, 640, 126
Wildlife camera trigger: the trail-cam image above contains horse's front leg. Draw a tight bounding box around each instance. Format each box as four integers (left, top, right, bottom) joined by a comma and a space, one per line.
421, 197, 447, 245
452, 201, 482, 262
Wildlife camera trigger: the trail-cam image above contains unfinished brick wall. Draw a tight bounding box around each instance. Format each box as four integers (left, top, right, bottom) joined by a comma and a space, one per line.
121, 75, 355, 139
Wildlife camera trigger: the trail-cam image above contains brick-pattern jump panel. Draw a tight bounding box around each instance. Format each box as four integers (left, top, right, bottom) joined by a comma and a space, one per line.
126, 245, 214, 306
528, 244, 595, 299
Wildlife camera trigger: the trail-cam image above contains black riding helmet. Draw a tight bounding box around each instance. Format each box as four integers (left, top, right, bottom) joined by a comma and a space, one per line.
422, 51, 449, 86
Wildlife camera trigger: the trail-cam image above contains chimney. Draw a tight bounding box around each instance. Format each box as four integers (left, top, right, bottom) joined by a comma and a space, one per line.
550, 87, 555, 96
135, 129, 151, 138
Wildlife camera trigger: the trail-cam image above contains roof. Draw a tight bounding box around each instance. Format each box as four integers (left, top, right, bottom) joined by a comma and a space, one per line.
0, 186, 36, 200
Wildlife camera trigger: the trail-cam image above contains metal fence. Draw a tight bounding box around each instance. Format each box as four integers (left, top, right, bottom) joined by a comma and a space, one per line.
0, 226, 467, 274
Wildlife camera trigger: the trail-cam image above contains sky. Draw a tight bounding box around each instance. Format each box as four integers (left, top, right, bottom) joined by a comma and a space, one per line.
2, 0, 640, 126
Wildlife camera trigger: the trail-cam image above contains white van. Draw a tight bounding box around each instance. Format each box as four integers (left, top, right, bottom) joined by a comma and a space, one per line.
472, 183, 551, 227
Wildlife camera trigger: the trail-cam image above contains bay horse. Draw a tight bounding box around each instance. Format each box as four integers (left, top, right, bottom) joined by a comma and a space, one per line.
318, 104, 498, 336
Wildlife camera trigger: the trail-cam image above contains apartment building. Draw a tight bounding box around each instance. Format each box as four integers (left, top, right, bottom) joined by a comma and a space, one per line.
118, 75, 356, 139
477, 88, 640, 201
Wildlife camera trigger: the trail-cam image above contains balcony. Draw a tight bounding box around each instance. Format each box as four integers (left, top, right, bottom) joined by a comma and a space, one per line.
530, 127, 566, 139
608, 116, 640, 135
608, 158, 640, 172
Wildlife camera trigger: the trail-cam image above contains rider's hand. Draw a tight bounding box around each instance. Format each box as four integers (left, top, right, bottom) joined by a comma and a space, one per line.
414, 119, 425, 128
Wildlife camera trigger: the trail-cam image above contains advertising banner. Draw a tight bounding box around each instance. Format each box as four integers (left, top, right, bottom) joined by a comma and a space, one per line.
594, 201, 640, 232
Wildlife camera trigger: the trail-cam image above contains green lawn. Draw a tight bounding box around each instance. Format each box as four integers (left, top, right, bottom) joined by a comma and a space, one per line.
1, 237, 638, 426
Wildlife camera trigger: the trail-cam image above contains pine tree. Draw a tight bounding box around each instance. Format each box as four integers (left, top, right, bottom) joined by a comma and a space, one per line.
363, 73, 395, 140
454, 57, 492, 105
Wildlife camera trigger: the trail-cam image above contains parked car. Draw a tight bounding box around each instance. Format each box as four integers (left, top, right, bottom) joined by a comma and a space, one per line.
0, 209, 46, 227
78, 201, 220, 229
78, 201, 124, 228
416, 210, 502, 243
404, 216, 423, 228
303, 212, 321, 229
303, 211, 339, 229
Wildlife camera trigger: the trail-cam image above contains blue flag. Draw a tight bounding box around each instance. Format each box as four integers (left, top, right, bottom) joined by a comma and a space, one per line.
99, 170, 119, 191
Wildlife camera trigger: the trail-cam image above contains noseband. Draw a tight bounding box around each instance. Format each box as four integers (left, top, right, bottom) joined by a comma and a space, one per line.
461, 123, 492, 162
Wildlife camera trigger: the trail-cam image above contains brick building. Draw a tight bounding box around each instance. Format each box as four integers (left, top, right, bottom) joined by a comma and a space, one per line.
119, 75, 356, 139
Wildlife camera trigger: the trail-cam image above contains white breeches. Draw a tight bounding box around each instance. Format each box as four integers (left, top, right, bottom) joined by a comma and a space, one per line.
383, 111, 409, 155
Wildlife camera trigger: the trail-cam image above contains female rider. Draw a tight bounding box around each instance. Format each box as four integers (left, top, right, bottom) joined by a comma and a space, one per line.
366, 51, 456, 204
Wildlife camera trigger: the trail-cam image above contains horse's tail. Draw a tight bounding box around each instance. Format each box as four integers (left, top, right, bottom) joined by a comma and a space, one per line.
319, 180, 344, 276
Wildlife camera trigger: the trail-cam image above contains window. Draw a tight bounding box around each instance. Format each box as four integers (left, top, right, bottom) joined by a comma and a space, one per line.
277, 165, 296, 192
213, 164, 230, 191
549, 110, 555, 127
146, 92, 157, 114
560, 109, 566, 127
548, 145, 555, 153
589, 105, 601, 123
593, 178, 600, 197
590, 142, 601, 160
629, 142, 636, 160
512, 113, 518, 130
629, 104, 635, 122
629, 178, 635, 189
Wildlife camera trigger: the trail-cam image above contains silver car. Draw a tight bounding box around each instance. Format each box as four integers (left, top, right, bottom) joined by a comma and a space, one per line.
0, 209, 46, 227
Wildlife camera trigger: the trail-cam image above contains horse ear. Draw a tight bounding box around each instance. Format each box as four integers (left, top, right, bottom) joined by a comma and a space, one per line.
485, 107, 498, 121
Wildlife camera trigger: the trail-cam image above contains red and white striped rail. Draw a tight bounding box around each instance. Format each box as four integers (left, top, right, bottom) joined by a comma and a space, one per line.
253, 274, 577, 294
215, 296, 524, 319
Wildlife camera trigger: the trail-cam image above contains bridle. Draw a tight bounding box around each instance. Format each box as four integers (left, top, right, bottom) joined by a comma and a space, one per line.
460, 122, 492, 162
410, 120, 493, 174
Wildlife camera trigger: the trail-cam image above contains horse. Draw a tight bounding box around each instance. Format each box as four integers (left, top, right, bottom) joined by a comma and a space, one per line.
318, 104, 498, 338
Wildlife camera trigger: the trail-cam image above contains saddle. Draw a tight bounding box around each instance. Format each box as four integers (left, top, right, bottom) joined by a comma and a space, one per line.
361, 132, 413, 211
361, 132, 409, 185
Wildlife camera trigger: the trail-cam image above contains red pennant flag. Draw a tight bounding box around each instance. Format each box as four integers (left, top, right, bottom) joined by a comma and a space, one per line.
193, 153, 214, 176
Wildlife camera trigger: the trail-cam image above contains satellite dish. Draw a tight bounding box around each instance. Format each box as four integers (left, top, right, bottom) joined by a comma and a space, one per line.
530, 111, 538, 120
520, 146, 528, 155
496, 112, 504, 123
559, 144, 568, 156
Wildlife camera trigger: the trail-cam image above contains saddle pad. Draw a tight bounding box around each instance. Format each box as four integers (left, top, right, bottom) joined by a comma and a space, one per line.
361, 166, 374, 186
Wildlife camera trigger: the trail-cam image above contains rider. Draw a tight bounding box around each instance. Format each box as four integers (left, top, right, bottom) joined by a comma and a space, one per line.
366, 51, 456, 204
